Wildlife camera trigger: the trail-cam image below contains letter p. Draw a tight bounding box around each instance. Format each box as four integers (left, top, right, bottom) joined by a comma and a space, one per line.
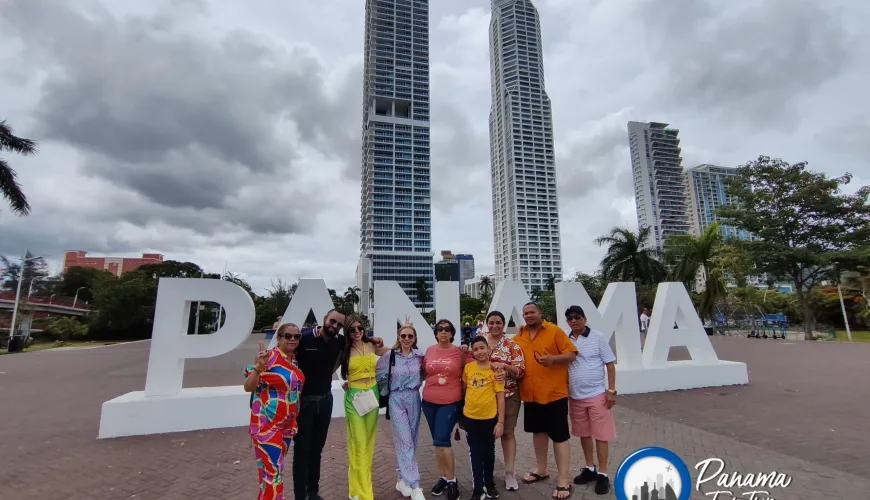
144, 278, 255, 397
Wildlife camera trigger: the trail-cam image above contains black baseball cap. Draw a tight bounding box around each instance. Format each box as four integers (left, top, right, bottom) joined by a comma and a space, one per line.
565, 305, 586, 318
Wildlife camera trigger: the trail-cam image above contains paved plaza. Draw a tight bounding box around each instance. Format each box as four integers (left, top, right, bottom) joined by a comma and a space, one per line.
1, 336, 869, 500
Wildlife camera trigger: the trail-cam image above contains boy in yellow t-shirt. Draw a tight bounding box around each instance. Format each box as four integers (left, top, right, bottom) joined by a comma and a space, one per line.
462, 336, 505, 500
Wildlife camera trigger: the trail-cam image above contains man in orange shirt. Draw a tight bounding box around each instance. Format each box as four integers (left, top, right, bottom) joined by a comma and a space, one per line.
513, 302, 578, 499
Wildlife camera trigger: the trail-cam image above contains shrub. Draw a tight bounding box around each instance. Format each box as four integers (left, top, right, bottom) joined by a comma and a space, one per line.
44, 317, 88, 342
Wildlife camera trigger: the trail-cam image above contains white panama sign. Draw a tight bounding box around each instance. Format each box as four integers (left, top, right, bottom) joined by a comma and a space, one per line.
97, 278, 748, 439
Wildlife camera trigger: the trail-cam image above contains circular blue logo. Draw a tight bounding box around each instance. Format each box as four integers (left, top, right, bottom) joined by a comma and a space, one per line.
614, 447, 691, 500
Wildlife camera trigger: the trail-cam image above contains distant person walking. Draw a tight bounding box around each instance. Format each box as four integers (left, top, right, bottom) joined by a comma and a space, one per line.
244, 324, 305, 500
639, 308, 650, 347
565, 306, 617, 495
377, 319, 426, 500
513, 303, 578, 500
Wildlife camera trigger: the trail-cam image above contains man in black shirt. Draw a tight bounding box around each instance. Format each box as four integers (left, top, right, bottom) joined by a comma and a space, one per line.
292, 309, 383, 500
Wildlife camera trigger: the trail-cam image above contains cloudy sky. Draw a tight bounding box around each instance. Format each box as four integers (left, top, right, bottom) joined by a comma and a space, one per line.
1, 0, 868, 294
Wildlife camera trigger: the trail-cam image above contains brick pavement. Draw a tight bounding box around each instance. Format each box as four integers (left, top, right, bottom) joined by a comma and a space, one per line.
0, 337, 868, 500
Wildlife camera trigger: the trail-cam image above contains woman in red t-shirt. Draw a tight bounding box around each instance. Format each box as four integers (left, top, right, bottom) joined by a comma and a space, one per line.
421, 319, 464, 500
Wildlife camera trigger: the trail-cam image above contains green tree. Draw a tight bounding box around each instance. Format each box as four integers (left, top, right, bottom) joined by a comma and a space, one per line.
570, 272, 605, 304
88, 271, 158, 339
663, 223, 727, 323
343, 286, 361, 314
58, 266, 114, 303
137, 260, 204, 279
478, 275, 494, 305
719, 156, 870, 336
44, 316, 88, 342
0, 120, 37, 216
1, 252, 49, 292
222, 271, 252, 292
594, 226, 666, 284
460, 295, 485, 318
715, 242, 755, 288
544, 275, 558, 292
415, 277, 431, 313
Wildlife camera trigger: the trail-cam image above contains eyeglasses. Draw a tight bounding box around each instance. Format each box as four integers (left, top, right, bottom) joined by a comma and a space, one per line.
347, 326, 364, 333
566, 315, 583, 321
279, 333, 302, 340
400, 333, 414, 340
435, 326, 451, 332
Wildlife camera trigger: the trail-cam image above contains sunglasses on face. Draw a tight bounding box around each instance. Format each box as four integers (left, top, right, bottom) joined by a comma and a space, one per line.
347, 326, 364, 333
436, 326, 451, 332
328, 318, 344, 329
566, 315, 583, 321
400, 333, 415, 340
279, 333, 302, 340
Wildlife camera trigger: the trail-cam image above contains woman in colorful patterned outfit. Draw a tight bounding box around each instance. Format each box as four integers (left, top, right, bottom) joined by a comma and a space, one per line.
484, 311, 526, 491
244, 323, 305, 500
376, 319, 425, 500
340, 315, 392, 500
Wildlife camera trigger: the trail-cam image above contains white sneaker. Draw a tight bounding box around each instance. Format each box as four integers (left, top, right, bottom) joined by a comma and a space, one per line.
505, 471, 519, 491
396, 479, 413, 497
411, 487, 425, 500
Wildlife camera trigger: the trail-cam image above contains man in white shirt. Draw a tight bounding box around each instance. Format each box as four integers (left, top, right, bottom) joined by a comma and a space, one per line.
639, 308, 650, 347
565, 306, 616, 496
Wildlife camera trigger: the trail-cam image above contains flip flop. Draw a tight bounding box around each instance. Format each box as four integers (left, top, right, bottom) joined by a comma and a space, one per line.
552, 485, 573, 499
522, 472, 550, 484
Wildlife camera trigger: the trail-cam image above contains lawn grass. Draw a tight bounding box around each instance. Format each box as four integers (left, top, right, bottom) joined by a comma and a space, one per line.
832, 330, 870, 342
0, 340, 122, 355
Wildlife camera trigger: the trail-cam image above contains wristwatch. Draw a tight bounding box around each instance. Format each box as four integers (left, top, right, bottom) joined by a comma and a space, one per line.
606, 389, 617, 395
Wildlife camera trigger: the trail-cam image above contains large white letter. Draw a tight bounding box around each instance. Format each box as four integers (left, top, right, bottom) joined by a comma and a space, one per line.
488, 280, 531, 330
268, 279, 335, 349
555, 281, 644, 369
374, 280, 434, 350
144, 278, 255, 397
643, 282, 720, 367
435, 281, 461, 335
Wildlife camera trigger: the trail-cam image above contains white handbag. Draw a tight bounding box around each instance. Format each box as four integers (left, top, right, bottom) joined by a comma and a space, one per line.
351, 388, 379, 416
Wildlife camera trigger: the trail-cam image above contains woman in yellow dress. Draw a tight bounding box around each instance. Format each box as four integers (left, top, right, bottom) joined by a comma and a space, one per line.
340, 315, 391, 500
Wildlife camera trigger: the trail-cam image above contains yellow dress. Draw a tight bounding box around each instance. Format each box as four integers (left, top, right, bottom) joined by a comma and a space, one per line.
345, 351, 379, 500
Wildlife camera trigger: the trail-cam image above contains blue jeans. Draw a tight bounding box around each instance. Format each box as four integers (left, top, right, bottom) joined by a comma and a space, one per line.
422, 400, 461, 447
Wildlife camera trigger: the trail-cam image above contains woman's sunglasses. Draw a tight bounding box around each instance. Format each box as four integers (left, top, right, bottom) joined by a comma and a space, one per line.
435, 326, 451, 332
278, 333, 302, 340
347, 326, 365, 333
400, 333, 415, 340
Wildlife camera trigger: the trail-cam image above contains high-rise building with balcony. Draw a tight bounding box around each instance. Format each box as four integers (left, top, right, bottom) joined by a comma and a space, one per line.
628, 121, 690, 250
357, 0, 433, 314
685, 164, 753, 241
488, 0, 562, 291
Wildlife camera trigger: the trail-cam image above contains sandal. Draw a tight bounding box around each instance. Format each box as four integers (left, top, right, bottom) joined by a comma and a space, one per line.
522, 472, 550, 484
552, 485, 573, 499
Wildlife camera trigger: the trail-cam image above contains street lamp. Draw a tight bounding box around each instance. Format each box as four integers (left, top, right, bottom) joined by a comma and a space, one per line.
73, 287, 87, 308
8, 249, 47, 347
49, 294, 56, 304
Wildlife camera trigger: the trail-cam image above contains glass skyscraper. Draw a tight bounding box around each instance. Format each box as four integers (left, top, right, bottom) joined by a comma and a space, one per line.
488, 0, 563, 291
686, 164, 753, 241
357, 0, 434, 313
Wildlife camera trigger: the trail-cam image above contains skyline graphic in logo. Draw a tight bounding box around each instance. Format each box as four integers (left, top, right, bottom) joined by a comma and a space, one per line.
615, 447, 691, 500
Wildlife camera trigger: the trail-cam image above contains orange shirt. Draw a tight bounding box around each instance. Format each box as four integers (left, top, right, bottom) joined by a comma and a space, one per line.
513, 321, 577, 404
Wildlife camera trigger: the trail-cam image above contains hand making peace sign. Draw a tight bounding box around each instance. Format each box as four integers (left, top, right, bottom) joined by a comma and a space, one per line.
254, 341, 269, 372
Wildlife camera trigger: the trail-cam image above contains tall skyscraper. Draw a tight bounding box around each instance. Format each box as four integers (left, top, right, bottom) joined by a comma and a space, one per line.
357, 0, 433, 313
488, 0, 562, 291
628, 121, 690, 251
685, 164, 753, 241
455, 254, 475, 288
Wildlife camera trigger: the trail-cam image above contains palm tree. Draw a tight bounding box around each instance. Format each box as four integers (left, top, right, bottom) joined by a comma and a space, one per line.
544, 274, 557, 292
663, 222, 726, 323
343, 286, 361, 313
479, 275, 494, 305
594, 226, 666, 284
1, 120, 38, 216
368, 287, 374, 308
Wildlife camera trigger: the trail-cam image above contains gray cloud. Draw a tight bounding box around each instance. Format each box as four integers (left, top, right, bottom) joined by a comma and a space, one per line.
638, 0, 853, 127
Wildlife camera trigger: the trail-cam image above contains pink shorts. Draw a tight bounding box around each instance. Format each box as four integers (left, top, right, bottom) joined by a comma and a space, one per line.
569, 394, 616, 442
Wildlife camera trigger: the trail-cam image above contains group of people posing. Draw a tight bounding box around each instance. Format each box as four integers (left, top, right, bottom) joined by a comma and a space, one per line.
244, 302, 618, 500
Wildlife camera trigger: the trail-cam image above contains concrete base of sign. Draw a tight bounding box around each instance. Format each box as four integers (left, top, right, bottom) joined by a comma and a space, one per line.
99, 381, 382, 438
615, 360, 749, 394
